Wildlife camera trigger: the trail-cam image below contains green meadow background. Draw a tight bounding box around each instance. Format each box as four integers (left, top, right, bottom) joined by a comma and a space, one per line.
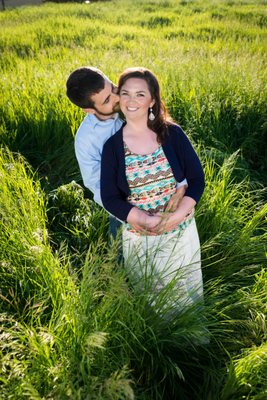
0, 0, 266, 399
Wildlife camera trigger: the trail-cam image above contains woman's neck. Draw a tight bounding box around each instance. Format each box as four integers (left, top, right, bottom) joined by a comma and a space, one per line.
123, 118, 154, 138
124, 119, 145, 133
123, 118, 159, 154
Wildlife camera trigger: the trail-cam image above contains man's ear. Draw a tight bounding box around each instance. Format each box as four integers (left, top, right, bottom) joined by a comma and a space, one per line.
83, 107, 95, 114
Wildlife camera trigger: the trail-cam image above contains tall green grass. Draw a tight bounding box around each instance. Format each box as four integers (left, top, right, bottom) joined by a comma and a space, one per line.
0, 0, 266, 187
0, 148, 266, 399
0, 148, 133, 398
0, 0, 266, 398
198, 150, 266, 278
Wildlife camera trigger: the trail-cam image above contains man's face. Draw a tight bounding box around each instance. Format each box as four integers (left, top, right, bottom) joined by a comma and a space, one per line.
90, 79, 120, 120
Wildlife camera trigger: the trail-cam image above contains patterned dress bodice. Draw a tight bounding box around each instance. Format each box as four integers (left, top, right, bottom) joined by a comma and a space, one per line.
124, 143, 192, 235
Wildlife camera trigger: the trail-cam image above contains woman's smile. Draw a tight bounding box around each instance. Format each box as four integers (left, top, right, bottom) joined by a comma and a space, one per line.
120, 77, 154, 120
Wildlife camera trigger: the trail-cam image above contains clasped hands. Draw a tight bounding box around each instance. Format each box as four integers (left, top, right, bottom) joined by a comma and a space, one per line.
127, 186, 194, 236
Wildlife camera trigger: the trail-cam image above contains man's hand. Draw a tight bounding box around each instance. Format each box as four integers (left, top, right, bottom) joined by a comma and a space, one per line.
164, 185, 187, 212
152, 208, 194, 235
150, 211, 182, 235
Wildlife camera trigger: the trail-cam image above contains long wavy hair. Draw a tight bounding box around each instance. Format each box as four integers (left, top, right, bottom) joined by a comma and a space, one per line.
117, 67, 173, 144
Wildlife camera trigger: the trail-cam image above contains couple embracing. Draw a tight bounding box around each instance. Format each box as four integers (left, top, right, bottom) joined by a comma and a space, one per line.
67, 66, 205, 308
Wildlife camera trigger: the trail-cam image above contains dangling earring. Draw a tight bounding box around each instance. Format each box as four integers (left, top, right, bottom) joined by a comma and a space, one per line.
149, 107, 155, 121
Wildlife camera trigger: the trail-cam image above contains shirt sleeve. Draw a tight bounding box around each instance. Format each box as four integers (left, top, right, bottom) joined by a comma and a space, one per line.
100, 139, 134, 221
74, 134, 102, 206
176, 178, 188, 188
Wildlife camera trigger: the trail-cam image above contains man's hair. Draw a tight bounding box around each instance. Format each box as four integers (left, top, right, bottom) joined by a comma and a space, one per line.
66, 66, 106, 109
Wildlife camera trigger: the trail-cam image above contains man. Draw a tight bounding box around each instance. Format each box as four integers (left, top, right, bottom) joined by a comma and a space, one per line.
66, 66, 186, 235
66, 67, 122, 207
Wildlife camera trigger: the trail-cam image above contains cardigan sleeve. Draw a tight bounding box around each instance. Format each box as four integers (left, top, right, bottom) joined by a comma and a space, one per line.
100, 138, 134, 222
173, 126, 205, 203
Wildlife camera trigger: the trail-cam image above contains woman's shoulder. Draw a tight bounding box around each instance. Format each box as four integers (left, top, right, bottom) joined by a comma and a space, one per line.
164, 123, 192, 151
167, 123, 184, 135
166, 123, 187, 143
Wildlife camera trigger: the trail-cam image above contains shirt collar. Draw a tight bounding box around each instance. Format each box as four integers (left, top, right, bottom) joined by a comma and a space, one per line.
89, 113, 120, 129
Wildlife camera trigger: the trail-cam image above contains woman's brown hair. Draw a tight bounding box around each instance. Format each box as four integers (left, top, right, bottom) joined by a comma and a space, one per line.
118, 67, 173, 143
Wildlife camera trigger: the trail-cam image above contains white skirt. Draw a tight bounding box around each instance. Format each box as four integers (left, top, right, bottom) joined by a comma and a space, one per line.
122, 218, 203, 308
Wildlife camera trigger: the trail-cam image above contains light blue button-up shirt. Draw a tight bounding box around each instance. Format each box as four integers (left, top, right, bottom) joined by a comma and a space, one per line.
75, 112, 187, 208
74, 113, 123, 206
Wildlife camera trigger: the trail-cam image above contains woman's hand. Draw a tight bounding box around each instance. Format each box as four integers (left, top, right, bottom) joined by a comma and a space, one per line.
151, 196, 196, 235
149, 211, 184, 234
127, 207, 161, 235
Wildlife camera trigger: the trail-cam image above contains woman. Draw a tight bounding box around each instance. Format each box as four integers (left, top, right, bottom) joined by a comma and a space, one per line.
101, 67, 205, 307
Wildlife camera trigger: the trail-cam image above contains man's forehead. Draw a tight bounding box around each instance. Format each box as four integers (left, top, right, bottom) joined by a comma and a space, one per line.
91, 78, 112, 105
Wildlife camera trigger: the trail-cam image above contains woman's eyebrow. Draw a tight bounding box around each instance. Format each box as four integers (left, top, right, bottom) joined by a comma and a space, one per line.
121, 89, 146, 93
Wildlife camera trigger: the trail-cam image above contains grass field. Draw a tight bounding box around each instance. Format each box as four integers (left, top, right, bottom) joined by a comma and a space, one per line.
0, 0, 267, 398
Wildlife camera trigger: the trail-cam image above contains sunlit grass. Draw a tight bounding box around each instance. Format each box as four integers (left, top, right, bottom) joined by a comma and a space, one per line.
197, 149, 266, 278
0, 140, 266, 398
0, 0, 266, 398
0, 0, 266, 186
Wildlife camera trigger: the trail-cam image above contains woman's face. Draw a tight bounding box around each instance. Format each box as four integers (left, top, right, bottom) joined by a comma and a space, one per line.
119, 78, 155, 121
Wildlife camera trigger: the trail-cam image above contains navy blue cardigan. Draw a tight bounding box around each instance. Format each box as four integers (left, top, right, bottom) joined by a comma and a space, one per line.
100, 124, 205, 222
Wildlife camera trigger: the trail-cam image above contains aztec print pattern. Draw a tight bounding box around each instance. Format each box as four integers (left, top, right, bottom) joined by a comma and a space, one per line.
124, 142, 192, 235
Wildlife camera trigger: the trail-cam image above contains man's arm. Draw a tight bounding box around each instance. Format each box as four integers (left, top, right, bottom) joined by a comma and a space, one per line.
151, 196, 196, 235
165, 178, 188, 212
75, 134, 102, 206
